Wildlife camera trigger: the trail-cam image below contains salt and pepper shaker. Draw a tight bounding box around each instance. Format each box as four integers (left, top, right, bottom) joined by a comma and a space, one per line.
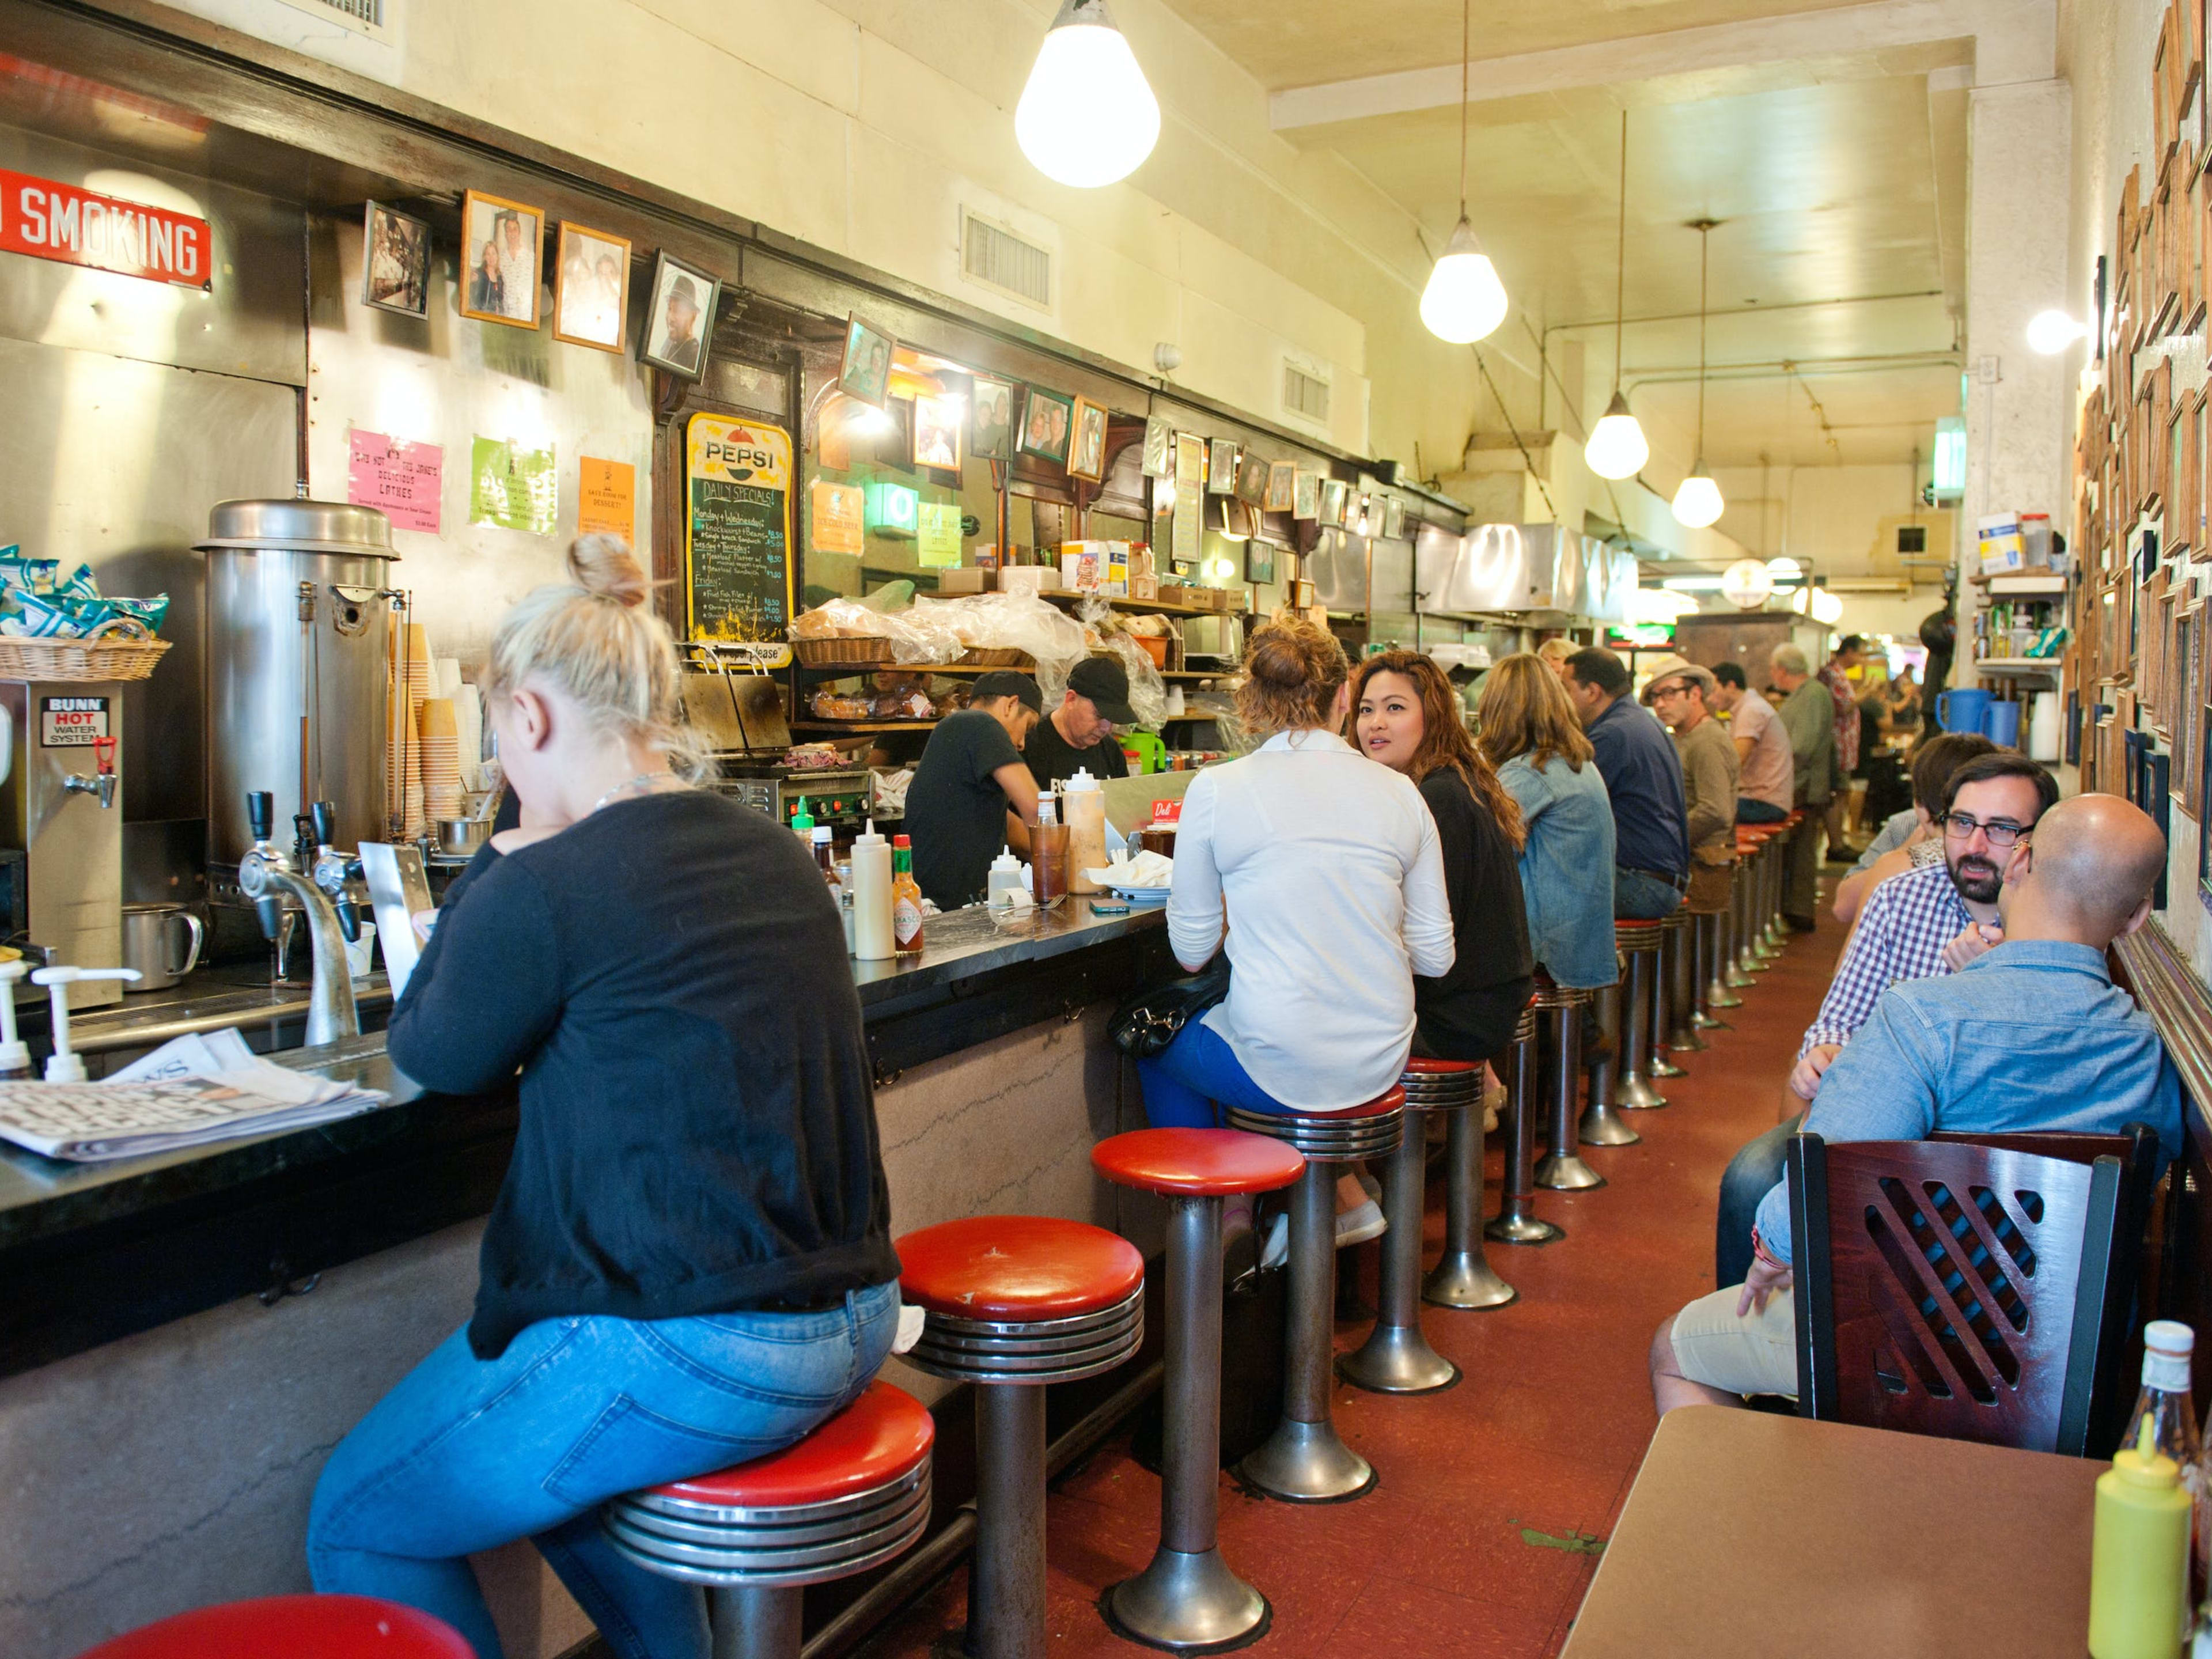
31, 965, 142, 1082
0, 960, 30, 1079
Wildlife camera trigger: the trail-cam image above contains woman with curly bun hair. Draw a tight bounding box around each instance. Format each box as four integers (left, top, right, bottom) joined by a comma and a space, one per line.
1141, 613, 1455, 1242
308, 537, 900, 1659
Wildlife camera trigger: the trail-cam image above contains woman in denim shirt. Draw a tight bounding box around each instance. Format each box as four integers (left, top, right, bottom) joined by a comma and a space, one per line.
1477, 654, 1619, 990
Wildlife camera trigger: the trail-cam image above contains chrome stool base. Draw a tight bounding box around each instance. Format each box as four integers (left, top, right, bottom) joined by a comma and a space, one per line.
1423, 1247, 1518, 1309
1338, 1319, 1460, 1394
1104, 1546, 1271, 1654
1341, 1082, 1461, 1396
1533, 1149, 1605, 1190
1421, 1067, 1517, 1310
1486, 1194, 1563, 1245
1237, 1415, 1378, 1503
1577, 1097, 1641, 1147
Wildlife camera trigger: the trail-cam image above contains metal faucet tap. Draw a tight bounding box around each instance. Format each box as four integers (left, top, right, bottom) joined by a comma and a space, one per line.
304, 801, 369, 943
239, 791, 359, 1048
61, 736, 118, 809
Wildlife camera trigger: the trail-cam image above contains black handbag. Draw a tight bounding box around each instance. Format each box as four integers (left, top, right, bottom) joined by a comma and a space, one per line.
1108, 957, 1230, 1057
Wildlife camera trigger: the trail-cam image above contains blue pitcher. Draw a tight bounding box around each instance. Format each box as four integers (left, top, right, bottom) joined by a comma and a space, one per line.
1982, 700, 2022, 747
1936, 687, 1990, 734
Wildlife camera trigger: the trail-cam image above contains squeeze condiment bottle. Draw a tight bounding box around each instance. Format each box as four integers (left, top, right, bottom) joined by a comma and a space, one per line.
790, 797, 815, 844
2090, 1414, 2193, 1659
891, 835, 925, 955
987, 846, 1024, 910
850, 819, 897, 961
1031, 791, 1069, 904
1062, 767, 1108, 894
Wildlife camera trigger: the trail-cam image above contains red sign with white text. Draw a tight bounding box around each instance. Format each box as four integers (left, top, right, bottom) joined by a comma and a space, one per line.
0, 169, 211, 289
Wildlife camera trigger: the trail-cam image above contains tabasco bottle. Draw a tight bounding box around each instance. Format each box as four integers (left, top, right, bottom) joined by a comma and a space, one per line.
891, 834, 925, 955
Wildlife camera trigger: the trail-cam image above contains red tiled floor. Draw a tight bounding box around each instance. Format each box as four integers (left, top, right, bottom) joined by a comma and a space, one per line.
856, 882, 1843, 1658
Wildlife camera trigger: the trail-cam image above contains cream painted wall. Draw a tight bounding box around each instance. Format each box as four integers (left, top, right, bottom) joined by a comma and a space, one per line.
153, 0, 1511, 487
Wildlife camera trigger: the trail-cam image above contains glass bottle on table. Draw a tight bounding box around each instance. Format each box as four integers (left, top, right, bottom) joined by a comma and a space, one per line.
2124, 1322, 2203, 1643
891, 834, 925, 956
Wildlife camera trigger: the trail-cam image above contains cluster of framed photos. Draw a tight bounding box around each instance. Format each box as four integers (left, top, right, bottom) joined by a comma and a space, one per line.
361, 193, 725, 380
2074, 0, 2212, 895
830, 312, 1115, 480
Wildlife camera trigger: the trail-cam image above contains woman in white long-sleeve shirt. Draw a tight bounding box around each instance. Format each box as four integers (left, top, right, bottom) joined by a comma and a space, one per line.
1141, 613, 1456, 1140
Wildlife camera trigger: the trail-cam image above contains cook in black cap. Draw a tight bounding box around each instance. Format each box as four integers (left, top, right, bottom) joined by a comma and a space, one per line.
903, 671, 1044, 909
1024, 654, 1136, 790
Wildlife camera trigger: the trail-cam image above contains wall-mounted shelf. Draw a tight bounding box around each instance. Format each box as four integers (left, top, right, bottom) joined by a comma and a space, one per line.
1973, 657, 2062, 677
790, 719, 941, 734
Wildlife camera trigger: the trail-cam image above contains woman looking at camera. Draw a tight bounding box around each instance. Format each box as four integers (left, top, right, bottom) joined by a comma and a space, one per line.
307, 536, 901, 1659
1354, 650, 1535, 1060
1141, 614, 1454, 1243
1477, 653, 1619, 994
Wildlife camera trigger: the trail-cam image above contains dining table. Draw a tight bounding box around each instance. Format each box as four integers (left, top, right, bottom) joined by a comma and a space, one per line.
1560, 1406, 2105, 1657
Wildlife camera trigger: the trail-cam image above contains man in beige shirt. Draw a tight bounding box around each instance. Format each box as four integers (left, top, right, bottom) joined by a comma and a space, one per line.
1642, 658, 1740, 914
1709, 660, 1792, 824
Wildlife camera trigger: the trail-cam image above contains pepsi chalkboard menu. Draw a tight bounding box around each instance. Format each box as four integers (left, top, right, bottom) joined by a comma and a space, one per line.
684, 412, 793, 664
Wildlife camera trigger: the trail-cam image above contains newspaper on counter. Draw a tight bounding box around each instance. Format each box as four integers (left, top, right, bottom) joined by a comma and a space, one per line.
0, 1028, 388, 1162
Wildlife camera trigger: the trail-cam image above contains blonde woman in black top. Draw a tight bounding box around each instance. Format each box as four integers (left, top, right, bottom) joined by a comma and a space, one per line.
308, 537, 900, 1659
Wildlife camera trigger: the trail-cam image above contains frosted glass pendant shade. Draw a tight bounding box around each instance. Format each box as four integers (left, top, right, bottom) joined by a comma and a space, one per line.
1672, 467, 1725, 529
1420, 217, 1508, 344
1584, 391, 1649, 479
1016, 0, 1161, 188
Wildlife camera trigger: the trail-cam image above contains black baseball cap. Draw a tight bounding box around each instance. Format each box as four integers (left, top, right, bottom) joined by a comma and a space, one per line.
1069, 656, 1139, 725
972, 670, 1042, 711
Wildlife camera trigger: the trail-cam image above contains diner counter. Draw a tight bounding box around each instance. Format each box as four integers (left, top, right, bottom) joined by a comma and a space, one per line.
0, 899, 1169, 1377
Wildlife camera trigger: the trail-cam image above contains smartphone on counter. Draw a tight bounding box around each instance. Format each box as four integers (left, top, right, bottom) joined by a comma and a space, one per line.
1089, 899, 1131, 915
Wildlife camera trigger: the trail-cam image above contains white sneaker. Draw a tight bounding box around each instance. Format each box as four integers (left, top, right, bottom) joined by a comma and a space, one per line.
1259, 1212, 1289, 1268
1335, 1199, 1387, 1248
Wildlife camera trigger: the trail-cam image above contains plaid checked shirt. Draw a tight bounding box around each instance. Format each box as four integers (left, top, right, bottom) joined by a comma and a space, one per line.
1796, 859, 1971, 1060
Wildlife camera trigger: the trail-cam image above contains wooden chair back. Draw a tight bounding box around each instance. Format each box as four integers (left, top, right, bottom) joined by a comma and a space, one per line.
1789, 1132, 2135, 1456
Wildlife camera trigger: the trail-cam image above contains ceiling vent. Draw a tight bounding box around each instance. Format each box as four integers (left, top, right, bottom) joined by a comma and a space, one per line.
1282, 358, 1331, 426
961, 211, 1052, 312
276, 0, 389, 36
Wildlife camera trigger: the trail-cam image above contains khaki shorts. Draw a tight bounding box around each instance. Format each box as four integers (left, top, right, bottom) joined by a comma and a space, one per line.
1669, 1285, 1800, 1399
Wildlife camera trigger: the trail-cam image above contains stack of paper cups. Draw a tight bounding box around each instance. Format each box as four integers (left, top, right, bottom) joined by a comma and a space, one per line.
389, 624, 436, 837
419, 698, 463, 821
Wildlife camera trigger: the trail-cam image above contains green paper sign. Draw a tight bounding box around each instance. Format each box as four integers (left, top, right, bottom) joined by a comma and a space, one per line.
470, 435, 558, 535
917, 501, 963, 568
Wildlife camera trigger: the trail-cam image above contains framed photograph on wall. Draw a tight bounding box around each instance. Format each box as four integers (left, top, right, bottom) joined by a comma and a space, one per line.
1018, 387, 1075, 465
913, 392, 965, 472
642, 252, 719, 378
971, 377, 1017, 460
1235, 450, 1270, 507
1319, 477, 1348, 527
1293, 468, 1319, 521
1382, 497, 1407, 540
1244, 541, 1277, 585
459, 189, 544, 328
1142, 416, 1174, 479
1207, 438, 1238, 494
1068, 396, 1109, 481
836, 311, 895, 407
1265, 461, 1295, 513
551, 221, 631, 353
362, 201, 431, 319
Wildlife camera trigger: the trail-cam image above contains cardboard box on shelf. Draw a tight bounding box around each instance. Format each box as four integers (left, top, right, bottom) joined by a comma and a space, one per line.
934, 567, 997, 594
1977, 513, 2027, 576
1059, 542, 1102, 593
1001, 565, 1065, 598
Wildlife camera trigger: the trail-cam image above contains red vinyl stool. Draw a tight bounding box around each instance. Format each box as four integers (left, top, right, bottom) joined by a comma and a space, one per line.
1486, 996, 1560, 1245
1091, 1129, 1304, 1651
899, 1216, 1145, 1659
603, 1381, 933, 1659
1694, 853, 1739, 1025
1727, 830, 1773, 986
1656, 909, 1699, 1063
1410, 1056, 1517, 1311
1532, 976, 1603, 1190
78, 1596, 472, 1659
1224, 1089, 1404, 1501
1608, 921, 1666, 1113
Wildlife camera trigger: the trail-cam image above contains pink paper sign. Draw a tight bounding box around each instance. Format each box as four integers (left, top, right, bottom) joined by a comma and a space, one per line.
347, 430, 443, 533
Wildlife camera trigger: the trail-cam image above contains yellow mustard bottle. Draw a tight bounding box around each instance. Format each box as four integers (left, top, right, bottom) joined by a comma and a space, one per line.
2090, 1414, 2193, 1659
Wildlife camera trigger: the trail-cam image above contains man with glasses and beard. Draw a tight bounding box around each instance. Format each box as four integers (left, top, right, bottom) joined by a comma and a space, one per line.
1709, 751, 2058, 1285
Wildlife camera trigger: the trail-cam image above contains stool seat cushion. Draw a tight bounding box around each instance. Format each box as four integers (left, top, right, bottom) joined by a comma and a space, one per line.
1402, 1057, 1483, 1074
645, 1380, 931, 1510
1255, 1084, 1406, 1122
79, 1596, 472, 1659
1091, 1128, 1305, 1196
1613, 919, 1662, 932
897, 1215, 1144, 1319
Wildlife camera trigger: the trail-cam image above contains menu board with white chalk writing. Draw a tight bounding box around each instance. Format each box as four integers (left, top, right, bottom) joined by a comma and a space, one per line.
684, 412, 793, 664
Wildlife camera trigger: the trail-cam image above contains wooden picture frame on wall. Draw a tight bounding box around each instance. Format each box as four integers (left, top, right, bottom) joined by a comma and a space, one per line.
458, 188, 545, 329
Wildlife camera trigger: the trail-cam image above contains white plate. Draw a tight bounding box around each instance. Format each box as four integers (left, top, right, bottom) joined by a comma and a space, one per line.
1112, 886, 1173, 904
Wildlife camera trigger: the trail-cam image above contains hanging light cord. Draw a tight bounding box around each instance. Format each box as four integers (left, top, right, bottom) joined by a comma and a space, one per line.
1613, 112, 1628, 395
1457, 0, 1469, 218
1696, 223, 1709, 461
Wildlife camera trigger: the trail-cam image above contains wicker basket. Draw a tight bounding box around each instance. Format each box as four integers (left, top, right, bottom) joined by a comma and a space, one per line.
794, 637, 895, 668
0, 633, 172, 683
955, 647, 1035, 669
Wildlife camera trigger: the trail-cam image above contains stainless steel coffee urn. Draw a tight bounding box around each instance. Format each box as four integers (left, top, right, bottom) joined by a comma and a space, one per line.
196, 499, 401, 866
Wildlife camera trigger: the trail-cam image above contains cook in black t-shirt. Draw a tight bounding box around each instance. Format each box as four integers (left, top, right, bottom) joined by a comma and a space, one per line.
904, 673, 1042, 908
1024, 654, 1139, 789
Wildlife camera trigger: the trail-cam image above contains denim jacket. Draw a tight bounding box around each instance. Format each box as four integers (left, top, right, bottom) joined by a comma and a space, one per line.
1498, 752, 1619, 989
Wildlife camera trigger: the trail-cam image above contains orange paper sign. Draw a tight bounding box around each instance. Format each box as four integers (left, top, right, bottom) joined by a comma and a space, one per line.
578, 457, 635, 540
810, 480, 865, 556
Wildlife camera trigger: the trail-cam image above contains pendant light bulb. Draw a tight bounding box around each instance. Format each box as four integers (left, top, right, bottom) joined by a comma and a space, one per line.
1016, 0, 1161, 189
1672, 466, 1725, 530
1421, 217, 1509, 344
1584, 391, 1649, 479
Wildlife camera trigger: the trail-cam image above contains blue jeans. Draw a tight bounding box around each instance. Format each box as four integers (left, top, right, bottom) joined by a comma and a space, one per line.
1138, 1016, 1300, 1128
1736, 798, 1788, 824
1613, 867, 1684, 921
308, 1282, 900, 1659
1716, 1113, 1801, 1285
